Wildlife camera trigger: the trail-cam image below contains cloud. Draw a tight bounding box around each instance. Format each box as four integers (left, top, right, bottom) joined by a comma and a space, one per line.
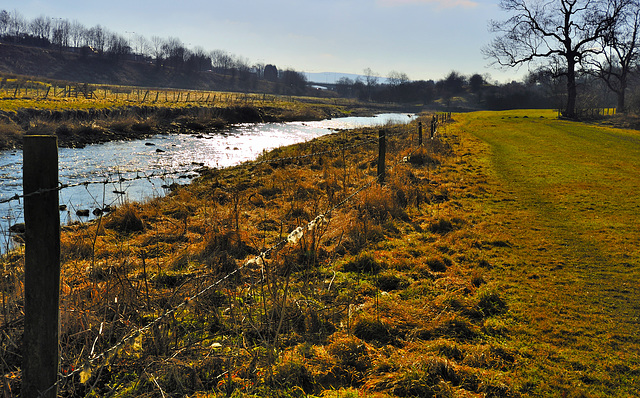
377, 0, 479, 9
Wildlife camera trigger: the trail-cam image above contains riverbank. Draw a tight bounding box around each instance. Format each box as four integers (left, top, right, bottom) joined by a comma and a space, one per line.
4, 110, 636, 396
0, 102, 342, 150
0, 74, 426, 150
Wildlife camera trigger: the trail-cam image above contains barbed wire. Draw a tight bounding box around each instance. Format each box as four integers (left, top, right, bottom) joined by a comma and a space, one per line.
0, 167, 199, 206
46, 161, 389, 393
59, 128, 423, 388
0, 130, 389, 207
9, 117, 442, 394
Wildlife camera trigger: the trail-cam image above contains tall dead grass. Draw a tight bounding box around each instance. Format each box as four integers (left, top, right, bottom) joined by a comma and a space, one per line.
0, 113, 520, 397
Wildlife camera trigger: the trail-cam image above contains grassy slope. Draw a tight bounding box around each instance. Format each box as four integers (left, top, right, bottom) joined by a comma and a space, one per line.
453, 110, 640, 396
2, 109, 639, 397
0, 43, 275, 92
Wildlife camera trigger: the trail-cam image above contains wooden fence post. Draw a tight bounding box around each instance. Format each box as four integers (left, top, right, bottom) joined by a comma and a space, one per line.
418, 121, 423, 146
431, 115, 436, 139
22, 136, 60, 398
378, 130, 386, 184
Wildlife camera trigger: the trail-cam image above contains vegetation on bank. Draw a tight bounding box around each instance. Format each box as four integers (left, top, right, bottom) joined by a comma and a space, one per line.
0, 76, 409, 150
2, 110, 638, 396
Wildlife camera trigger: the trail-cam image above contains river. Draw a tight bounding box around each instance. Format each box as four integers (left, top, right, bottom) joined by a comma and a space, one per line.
0, 113, 416, 253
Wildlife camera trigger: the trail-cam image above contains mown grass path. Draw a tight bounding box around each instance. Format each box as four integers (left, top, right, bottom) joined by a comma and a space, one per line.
452, 110, 640, 396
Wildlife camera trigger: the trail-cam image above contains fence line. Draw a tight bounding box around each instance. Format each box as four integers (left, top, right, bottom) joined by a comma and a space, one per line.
0, 135, 386, 208
0, 131, 389, 257
0, 112, 453, 396
0, 79, 361, 108
47, 125, 422, 394
48, 164, 386, 394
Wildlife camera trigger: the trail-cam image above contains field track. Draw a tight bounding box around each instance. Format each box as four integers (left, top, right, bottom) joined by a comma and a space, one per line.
454, 109, 640, 395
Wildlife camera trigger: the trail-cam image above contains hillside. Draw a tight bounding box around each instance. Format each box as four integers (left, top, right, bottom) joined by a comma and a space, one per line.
0, 42, 278, 93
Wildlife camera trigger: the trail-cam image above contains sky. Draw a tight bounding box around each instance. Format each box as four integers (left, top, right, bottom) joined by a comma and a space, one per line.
3, 0, 529, 83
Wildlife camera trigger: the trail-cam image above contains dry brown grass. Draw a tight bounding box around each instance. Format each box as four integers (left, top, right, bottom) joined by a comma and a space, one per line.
0, 112, 532, 397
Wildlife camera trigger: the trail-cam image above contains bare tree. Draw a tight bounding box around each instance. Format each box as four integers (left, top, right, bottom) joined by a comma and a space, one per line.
186, 46, 211, 71
363, 67, 379, 101
281, 69, 308, 94
336, 77, 355, 97
484, 0, 627, 118
0, 10, 9, 36
211, 49, 234, 73
106, 32, 130, 59
86, 25, 106, 53
150, 36, 165, 64
387, 70, 410, 86
253, 62, 266, 79
585, 0, 640, 112
29, 15, 51, 40
133, 33, 150, 56
162, 37, 186, 67
69, 20, 86, 48
8, 10, 26, 39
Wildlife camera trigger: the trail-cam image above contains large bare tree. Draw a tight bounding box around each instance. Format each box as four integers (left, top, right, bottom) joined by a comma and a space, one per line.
484, 0, 626, 118
585, 1, 640, 112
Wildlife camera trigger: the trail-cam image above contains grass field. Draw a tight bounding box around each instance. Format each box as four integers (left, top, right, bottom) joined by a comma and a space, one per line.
0, 74, 353, 112
2, 109, 639, 397
451, 110, 640, 396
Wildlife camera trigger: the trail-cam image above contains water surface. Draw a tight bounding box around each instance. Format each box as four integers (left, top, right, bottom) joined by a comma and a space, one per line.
0, 113, 416, 252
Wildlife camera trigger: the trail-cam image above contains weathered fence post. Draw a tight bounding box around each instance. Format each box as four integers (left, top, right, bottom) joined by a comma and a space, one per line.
378, 130, 386, 184
431, 115, 436, 139
418, 121, 423, 146
22, 135, 60, 398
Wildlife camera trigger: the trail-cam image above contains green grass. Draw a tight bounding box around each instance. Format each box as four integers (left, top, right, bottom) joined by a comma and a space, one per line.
4, 109, 639, 396
453, 109, 640, 396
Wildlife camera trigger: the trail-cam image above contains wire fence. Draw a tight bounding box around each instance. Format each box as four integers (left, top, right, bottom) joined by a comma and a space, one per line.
0, 113, 452, 396
0, 77, 356, 109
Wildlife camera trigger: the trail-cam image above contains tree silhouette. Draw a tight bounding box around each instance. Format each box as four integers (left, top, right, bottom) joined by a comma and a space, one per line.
585, 1, 640, 113
484, 0, 628, 118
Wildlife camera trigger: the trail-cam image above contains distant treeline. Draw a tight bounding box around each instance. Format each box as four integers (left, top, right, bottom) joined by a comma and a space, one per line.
0, 9, 309, 95
334, 69, 640, 113
3, 8, 640, 112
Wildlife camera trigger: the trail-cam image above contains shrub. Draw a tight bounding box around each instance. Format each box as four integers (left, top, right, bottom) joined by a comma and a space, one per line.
377, 356, 459, 397
376, 272, 408, 291
433, 314, 477, 340
201, 230, 256, 259
353, 318, 391, 344
132, 120, 156, 132
429, 218, 454, 234
408, 147, 440, 167
109, 116, 139, 133
272, 358, 315, 393
357, 184, 405, 224
433, 341, 464, 361
0, 120, 24, 148
327, 334, 371, 382
462, 343, 517, 371
27, 120, 58, 135
60, 236, 94, 261
470, 272, 486, 287
345, 221, 385, 254
425, 256, 451, 272
342, 252, 381, 274
104, 203, 145, 233
55, 123, 73, 136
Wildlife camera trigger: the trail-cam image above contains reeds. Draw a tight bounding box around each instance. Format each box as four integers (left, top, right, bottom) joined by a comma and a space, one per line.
0, 112, 525, 397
